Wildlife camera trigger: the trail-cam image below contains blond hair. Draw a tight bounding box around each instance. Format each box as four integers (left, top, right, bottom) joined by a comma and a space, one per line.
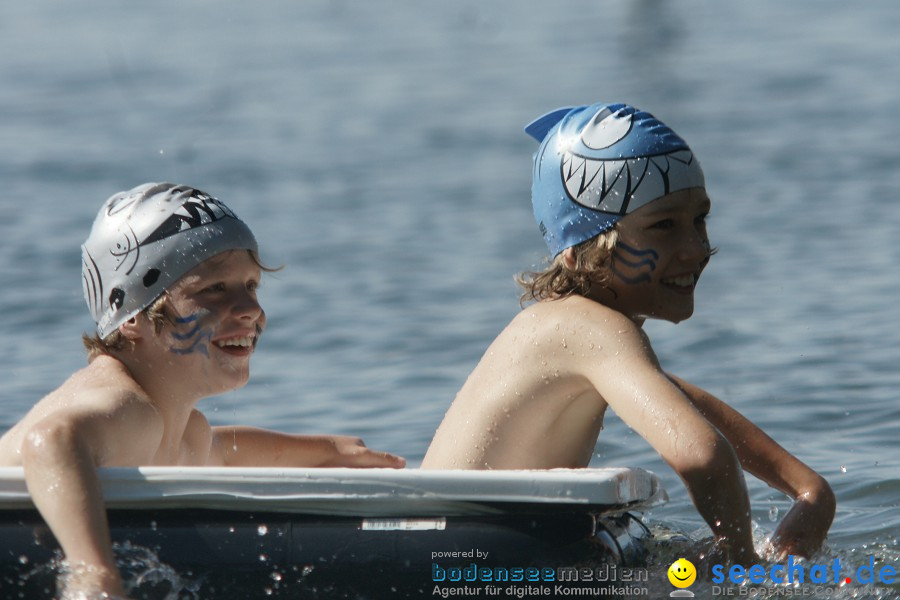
82, 294, 173, 362
516, 228, 619, 304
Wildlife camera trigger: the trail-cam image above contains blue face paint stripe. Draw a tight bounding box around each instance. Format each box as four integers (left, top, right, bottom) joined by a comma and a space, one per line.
613, 254, 657, 270
174, 313, 200, 324
171, 323, 201, 341
611, 242, 658, 285
169, 330, 212, 357
168, 311, 212, 356
610, 266, 652, 285
615, 242, 659, 259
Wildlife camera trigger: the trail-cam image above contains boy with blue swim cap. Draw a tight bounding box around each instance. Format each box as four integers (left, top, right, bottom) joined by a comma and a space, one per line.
424, 103, 835, 564
0, 183, 404, 599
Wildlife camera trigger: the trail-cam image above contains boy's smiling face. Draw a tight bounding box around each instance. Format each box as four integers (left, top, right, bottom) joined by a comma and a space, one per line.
588, 187, 712, 324
149, 250, 266, 395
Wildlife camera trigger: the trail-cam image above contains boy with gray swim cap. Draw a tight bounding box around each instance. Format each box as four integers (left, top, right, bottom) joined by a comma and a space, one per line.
0, 183, 405, 599
424, 103, 834, 564
82, 182, 260, 339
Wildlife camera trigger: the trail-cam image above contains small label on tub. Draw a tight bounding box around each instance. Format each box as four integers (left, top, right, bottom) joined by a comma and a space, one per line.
361, 518, 447, 531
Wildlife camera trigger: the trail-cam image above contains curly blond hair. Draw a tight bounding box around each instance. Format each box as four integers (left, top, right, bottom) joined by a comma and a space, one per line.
516, 228, 619, 304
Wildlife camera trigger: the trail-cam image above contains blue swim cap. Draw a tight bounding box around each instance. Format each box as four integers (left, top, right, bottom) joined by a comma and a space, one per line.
525, 103, 705, 256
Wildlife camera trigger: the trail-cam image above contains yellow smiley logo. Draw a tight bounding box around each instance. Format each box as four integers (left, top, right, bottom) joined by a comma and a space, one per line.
667, 558, 697, 588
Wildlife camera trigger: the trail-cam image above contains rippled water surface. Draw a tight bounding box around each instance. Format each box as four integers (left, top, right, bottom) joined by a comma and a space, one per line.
1, 1, 898, 597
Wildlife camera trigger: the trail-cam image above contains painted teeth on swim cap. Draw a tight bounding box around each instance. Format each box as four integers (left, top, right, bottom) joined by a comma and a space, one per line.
81, 182, 258, 338
524, 102, 705, 256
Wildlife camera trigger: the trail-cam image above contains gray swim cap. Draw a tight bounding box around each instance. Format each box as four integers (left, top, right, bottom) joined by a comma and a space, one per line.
82, 182, 258, 338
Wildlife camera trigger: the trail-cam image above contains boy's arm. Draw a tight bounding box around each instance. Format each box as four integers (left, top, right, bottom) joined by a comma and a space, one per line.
20, 402, 160, 598
667, 374, 836, 558
578, 314, 757, 563
209, 426, 406, 468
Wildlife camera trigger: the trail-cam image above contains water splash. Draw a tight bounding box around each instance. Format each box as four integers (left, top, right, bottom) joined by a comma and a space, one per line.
17, 542, 203, 600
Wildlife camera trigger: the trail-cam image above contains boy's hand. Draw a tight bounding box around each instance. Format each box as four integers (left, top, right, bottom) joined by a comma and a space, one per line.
320, 435, 407, 469
770, 484, 836, 559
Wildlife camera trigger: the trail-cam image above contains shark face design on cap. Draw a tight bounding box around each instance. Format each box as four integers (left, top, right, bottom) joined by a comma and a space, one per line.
526, 103, 705, 256
82, 183, 258, 338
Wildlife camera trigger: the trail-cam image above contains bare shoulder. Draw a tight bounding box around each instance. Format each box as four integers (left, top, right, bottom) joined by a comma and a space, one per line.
513, 296, 652, 357
0, 357, 163, 466
62, 357, 160, 419
512, 296, 664, 400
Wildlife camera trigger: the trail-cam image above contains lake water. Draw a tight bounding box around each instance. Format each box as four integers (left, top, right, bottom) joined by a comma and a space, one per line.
1, 1, 898, 598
